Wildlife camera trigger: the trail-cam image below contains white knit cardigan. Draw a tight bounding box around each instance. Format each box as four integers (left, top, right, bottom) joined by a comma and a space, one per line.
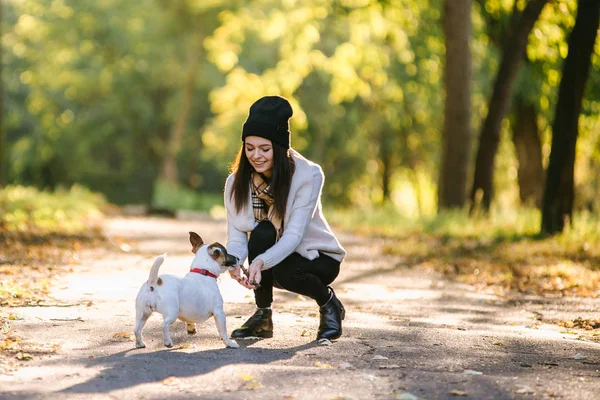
224, 149, 346, 270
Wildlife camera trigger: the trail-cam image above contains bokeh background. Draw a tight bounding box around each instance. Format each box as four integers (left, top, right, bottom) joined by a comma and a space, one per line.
1, 0, 599, 231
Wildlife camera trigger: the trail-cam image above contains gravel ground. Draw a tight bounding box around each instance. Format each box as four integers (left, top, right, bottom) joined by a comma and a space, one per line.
1, 215, 599, 400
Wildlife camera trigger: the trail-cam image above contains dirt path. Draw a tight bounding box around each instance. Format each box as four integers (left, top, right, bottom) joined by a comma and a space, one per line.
1, 215, 600, 399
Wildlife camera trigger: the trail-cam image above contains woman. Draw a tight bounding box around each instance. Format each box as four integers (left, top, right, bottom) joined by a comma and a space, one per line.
225, 95, 347, 342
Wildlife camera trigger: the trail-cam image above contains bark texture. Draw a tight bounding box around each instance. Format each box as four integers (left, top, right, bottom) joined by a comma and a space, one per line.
438, 0, 473, 210
512, 97, 544, 207
469, 0, 549, 214
541, 0, 600, 234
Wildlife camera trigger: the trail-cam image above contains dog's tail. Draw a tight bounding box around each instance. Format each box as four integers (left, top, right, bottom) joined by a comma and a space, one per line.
147, 253, 166, 288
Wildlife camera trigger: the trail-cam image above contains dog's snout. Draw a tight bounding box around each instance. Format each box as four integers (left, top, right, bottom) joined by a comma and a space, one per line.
224, 254, 237, 267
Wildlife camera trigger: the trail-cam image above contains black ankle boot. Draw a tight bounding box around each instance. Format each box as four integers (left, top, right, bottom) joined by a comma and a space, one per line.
317, 287, 345, 341
231, 308, 273, 339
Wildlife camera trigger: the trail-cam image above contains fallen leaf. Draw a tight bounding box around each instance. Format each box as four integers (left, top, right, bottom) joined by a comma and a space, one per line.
315, 361, 334, 369
162, 376, 182, 386
448, 389, 468, 396
0, 336, 21, 350
33, 343, 60, 354
515, 385, 534, 394
300, 330, 311, 337
396, 393, 418, 400
240, 374, 263, 390
16, 352, 34, 361
462, 369, 483, 375
177, 343, 191, 349
244, 380, 263, 390
538, 361, 559, 366
379, 364, 401, 369
372, 355, 389, 360
86, 301, 94, 307
492, 341, 504, 346
112, 332, 135, 340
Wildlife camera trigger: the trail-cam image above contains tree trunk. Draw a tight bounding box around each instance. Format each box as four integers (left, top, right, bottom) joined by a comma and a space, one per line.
142, 87, 172, 208
0, 2, 4, 187
160, 31, 204, 183
541, 0, 600, 234
381, 146, 392, 202
469, 0, 549, 214
512, 96, 544, 207
438, 0, 473, 211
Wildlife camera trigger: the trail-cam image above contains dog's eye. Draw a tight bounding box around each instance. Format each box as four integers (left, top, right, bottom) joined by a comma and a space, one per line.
208, 245, 222, 256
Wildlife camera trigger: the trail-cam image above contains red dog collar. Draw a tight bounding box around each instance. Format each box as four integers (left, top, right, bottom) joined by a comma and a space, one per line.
190, 268, 218, 279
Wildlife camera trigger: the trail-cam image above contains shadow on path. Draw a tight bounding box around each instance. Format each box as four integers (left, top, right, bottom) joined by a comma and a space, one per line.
59, 341, 316, 395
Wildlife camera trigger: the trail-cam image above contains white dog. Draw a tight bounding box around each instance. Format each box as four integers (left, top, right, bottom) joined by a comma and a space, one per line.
134, 232, 240, 349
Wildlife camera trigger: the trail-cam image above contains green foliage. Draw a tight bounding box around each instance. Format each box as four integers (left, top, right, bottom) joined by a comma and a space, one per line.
3, 0, 225, 203
329, 205, 600, 244
329, 207, 600, 295
204, 0, 446, 205
2, 0, 599, 215
152, 179, 223, 213
0, 185, 105, 233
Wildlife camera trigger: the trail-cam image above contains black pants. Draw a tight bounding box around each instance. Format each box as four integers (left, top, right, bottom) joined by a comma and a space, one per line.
249, 221, 341, 308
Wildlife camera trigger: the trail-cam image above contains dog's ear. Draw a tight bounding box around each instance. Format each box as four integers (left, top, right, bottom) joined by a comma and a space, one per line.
189, 232, 204, 254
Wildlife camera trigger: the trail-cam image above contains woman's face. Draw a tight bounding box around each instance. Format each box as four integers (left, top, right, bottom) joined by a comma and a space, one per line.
244, 136, 274, 177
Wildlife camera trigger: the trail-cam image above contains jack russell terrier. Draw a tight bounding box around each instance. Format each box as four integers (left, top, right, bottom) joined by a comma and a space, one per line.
134, 232, 240, 349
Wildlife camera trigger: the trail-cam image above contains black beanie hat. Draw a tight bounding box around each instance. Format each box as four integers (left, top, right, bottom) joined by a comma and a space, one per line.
242, 95, 293, 148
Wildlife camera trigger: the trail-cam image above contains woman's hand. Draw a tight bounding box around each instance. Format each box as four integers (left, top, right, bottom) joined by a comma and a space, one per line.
229, 266, 256, 290
248, 259, 264, 286
228, 266, 242, 281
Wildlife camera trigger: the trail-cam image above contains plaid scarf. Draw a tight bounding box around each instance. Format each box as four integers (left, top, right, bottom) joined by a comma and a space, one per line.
251, 172, 283, 240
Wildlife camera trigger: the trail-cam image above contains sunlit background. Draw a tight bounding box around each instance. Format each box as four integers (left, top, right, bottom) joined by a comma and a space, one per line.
2, 0, 599, 220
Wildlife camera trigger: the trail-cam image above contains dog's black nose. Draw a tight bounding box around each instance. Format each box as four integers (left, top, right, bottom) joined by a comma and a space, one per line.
224, 254, 237, 267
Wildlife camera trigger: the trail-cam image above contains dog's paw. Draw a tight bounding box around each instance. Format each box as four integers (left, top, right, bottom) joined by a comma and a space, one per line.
187, 328, 197, 335
226, 340, 240, 349
135, 342, 146, 349
165, 342, 173, 348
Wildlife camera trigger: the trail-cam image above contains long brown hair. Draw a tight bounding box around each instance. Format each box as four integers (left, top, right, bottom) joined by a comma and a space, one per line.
230, 141, 296, 220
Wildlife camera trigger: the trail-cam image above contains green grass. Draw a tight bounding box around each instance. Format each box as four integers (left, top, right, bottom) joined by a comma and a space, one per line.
328, 205, 599, 243
0, 185, 107, 309
328, 205, 600, 297
152, 179, 224, 214
0, 185, 105, 234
